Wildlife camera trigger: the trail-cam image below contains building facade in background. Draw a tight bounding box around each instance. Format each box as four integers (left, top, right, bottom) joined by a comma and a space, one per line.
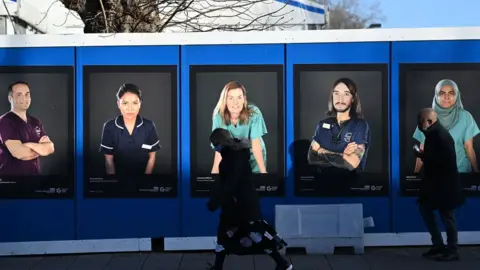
0, 0, 327, 34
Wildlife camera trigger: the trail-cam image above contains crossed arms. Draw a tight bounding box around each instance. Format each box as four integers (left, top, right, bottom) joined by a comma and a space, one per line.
307, 140, 365, 171
5, 136, 55, 161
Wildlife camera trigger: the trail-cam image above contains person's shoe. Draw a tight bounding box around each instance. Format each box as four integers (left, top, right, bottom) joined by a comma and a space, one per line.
422, 247, 445, 258
275, 262, 293, 270
435, 251, 460, 262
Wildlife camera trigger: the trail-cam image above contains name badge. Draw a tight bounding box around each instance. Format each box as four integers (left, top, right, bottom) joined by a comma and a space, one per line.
142, 144, 152, 150
322, 123, 331, 129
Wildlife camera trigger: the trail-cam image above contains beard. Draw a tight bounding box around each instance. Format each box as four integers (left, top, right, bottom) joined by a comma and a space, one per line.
334, 103, 351, 113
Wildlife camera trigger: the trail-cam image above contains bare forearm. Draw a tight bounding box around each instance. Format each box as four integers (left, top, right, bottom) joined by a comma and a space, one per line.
252, 149, 266, 173
106, 161, 115, 174
25, 142, 54, 156
307, 147, 332, 167
10, 144, 38, 159
324, 153, 355, 170
211, 152, 222, 173
414, 158, 423, 173
309, 147, 354, 170
145, 157, 155, 174
466, 149, 479, 172
20, 152, 40, 160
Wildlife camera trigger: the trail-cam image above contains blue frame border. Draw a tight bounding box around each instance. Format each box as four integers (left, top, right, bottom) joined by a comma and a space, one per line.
75, 45, 182, 239
286, 42, 392, 233
0, 47, 76, 242
180, 44, 286, 236
391, 40, 480, 232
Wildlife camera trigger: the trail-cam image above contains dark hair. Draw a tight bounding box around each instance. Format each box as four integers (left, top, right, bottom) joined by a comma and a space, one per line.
326, 78, 363, 118
116, 83, 142, 101
8, 81, 29, 95
210, 128, 233, 147
210, 128, 248, 151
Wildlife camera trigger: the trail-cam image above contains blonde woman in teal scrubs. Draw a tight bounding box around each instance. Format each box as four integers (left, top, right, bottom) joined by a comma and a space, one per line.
211, 81, 268, 174
413, 79, 480, 173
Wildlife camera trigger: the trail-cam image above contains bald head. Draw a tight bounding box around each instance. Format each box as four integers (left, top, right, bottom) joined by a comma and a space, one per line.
417, 108, 437, 131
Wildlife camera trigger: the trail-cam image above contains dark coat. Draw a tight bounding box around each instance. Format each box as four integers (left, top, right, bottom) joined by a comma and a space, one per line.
419, 121, 465, 210
206, 145, 262, 224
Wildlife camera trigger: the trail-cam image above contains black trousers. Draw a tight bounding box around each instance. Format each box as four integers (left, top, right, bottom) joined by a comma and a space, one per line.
418, 203, 458, 251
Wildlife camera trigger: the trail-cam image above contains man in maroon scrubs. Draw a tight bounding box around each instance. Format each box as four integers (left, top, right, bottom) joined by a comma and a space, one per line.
0, 81, 55, 176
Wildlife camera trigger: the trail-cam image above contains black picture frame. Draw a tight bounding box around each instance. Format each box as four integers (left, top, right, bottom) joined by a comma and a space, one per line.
293, 64, 390, 197
399, 63, 480, 197
0, 66, 75, 199
189, 65, 285, 197
83, 65, 178, 198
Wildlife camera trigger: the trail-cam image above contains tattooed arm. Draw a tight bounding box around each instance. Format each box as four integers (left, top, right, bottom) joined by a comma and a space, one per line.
307, 140, 356, 170
307, 144, 332, 168
343, 144, 366, 170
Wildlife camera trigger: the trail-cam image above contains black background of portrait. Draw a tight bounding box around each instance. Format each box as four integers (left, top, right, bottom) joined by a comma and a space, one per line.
400, 64, 480, 196
0, 66, 74, 199
293, 64, 389, 197
83, 66, 177, 198
190, 65, 284, 197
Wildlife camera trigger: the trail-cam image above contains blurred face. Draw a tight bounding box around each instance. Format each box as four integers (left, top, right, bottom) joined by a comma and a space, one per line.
418, 113, 433, 131
225, 88, 245, 116
117, 92, 141, 121
9, 83, 31, 112
332, 83, 353, 113
437, 85, 456, 109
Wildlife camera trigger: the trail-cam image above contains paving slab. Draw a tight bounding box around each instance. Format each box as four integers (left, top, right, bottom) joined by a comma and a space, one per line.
103, 253, 148, 270
142, 253, 183, 270
289, 255, 331, 270
325, 254, 370, 270
0, 247, 478, 269
69, 254, 112, 270
0, 256, 42, 270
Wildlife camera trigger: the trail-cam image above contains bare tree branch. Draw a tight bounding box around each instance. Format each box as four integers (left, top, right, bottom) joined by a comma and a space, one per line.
56, 0, 303, 33
45, 0, 383, 33
98, 0, 109, 32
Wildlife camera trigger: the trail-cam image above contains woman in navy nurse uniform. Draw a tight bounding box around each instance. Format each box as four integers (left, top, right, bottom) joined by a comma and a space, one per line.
99, 83, 161, 176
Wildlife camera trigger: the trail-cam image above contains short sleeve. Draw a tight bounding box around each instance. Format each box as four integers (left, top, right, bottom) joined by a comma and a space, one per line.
0, 117, 20, 143
463, 110, 480, 142
146, 122, 161, 152
210, 114, 222, 149
38, 122, 47, 139
312, 124, 322, 145
413, 126, 425, 144
99, 122, 115, 155
248, 108, 268, 139
352, 121, 370, 147
212, 113, 222, 131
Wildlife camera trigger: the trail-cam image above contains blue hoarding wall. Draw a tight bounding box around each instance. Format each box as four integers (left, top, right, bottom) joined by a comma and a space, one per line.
0, 40, 479, 243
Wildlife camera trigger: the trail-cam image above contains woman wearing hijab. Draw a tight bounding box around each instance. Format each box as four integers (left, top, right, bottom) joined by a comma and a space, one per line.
206, 128, 292, 270
413, 79, 480, 173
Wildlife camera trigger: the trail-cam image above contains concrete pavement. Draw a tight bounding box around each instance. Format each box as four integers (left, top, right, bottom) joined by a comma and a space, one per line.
1, 246, 479, 269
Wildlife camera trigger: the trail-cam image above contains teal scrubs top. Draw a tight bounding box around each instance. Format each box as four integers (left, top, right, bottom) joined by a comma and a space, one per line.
413, 109, 480, 173
212, 104, 268, 173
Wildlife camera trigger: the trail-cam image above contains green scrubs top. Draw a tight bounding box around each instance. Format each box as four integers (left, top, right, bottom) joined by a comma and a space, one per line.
212, 104, 268, 173
413, 109, 480, 173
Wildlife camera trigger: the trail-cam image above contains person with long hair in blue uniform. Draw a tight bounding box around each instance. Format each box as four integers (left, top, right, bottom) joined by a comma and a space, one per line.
206, 128, 292, 270
211, 81, 268, 174
413, 79, 479, 174
307, 78, 371, 187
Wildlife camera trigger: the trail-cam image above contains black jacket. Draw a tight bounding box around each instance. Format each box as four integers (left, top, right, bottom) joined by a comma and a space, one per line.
419, 121, 465, 210
207, 145, 263, 223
